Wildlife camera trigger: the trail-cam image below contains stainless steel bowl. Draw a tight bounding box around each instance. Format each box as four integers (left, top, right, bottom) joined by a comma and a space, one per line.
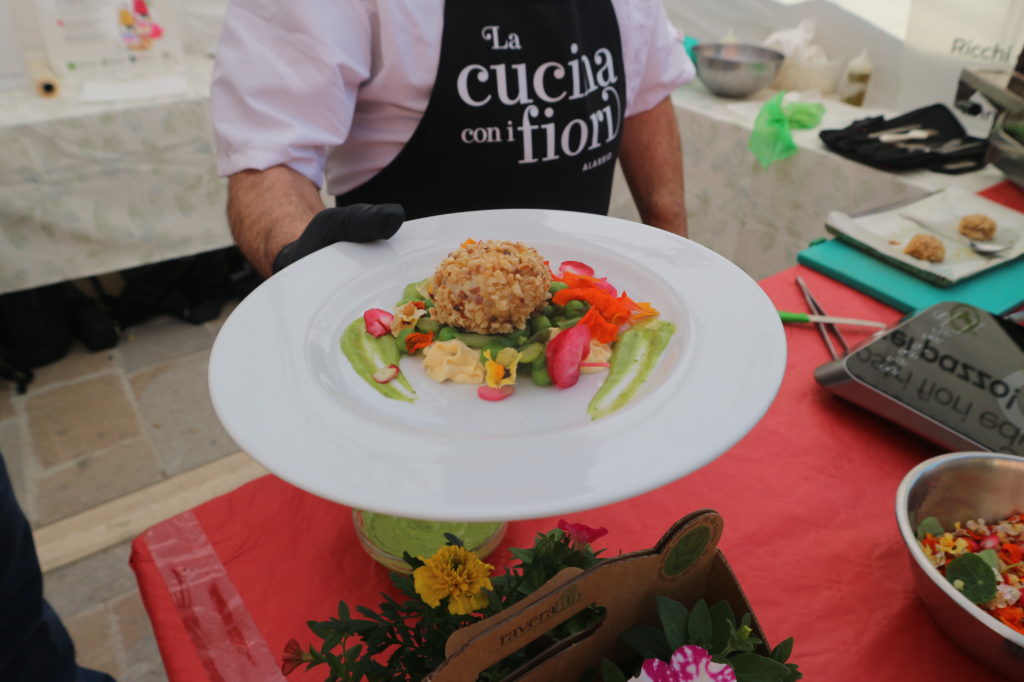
895, 452, 1024, 679
692, 43, 784, 98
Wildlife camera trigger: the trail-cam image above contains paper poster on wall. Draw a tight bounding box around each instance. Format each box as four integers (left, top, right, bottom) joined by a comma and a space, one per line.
0, 0, 28, 91
34, 0, 183, 78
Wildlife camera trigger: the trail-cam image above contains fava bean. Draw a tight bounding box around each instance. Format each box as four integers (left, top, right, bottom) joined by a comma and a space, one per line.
416, 317, 440, 334
529, 315, 552, 335
531, 362, 553, 387
395, 328, 415, 355
437, 326, 458, 342
563, 299, 587, 316
457, 333, 504, 348
518, 342, 544, 364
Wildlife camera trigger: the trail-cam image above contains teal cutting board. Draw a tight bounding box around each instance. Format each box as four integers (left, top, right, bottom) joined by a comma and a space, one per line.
797, 239, 1024, 315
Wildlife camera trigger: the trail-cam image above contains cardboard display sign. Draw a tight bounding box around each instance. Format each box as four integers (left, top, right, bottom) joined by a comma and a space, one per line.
427, 510, 766, 681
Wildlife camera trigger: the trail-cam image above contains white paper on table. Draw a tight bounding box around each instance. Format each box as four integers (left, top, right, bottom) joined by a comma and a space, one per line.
0, 0, 28, 91
77, 73, 188, 102
34, 0, 183, 78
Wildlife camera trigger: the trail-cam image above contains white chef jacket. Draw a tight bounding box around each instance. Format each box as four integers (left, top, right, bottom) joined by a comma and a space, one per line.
211, 0, 694, 195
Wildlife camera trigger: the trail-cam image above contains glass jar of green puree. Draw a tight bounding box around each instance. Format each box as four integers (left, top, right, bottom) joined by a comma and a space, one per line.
353, 510, 506, 573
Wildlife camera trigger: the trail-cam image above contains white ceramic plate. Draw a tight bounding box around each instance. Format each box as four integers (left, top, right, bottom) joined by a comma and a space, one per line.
826, 188, 1024, 287
208, 209, 785, 521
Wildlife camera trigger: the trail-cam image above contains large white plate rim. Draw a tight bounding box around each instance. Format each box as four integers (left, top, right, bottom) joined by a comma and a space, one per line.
209, 209, 786, 521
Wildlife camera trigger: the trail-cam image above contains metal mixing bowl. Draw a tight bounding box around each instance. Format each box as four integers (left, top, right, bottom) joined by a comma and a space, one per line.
895, 452, 1024, 679
692, 43, 784, 98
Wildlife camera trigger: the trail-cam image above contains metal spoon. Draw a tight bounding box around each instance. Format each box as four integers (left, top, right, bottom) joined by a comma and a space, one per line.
898, 213, 1013, 256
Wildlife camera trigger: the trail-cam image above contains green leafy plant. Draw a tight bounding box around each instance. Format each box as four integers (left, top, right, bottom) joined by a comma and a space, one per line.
605, 596, 802, 682
282, 525, 604, 681
283, 523, 801, 682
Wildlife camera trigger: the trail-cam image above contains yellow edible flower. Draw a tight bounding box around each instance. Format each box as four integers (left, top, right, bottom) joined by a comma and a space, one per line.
937, 534, 971, 556
413, 545, 494, 615
483, 347, 519, 388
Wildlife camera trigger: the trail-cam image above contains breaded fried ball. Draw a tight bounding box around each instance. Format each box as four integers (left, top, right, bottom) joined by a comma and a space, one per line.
903, 233, 945, 262
429, 240, 551, 334
957, 213, 997, 241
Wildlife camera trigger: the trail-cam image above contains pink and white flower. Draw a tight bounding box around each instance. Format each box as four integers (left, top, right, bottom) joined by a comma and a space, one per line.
630, 645, 737, 682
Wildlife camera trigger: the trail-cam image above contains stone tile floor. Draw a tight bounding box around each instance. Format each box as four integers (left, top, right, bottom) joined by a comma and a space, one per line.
1, 302, 241, 681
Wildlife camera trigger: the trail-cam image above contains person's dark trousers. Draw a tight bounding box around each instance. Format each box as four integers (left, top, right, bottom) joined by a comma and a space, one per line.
0, 452, 116, 682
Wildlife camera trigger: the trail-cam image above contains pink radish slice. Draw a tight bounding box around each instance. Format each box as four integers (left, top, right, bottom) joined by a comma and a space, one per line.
478, 385, 514, 401
546, 324, 591, 388
363, 308, 394, 337
372, 364, 399, 384
558, 260, 594, 277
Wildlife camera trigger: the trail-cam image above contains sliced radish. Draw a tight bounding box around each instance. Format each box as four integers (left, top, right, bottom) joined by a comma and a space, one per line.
363, 309, 394, 337
372, 364, 400, 384
546, 324, 591, 388
579, 362, 610, 368
559, 260, 594, 278
981, 533, 1001, 549
478, 385, 514, 401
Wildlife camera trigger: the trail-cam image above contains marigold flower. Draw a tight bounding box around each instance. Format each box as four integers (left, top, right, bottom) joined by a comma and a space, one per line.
413, 545, 494, 615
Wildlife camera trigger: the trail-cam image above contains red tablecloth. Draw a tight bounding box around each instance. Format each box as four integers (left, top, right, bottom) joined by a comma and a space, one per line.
130, 266, 1003, 682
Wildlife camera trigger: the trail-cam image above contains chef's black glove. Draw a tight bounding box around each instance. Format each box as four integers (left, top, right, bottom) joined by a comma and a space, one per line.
271, 203, 405, 274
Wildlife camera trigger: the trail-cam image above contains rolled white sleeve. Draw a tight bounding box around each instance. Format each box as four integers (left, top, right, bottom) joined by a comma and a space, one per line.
210, 0, 373, 187
622, 0, 694, 117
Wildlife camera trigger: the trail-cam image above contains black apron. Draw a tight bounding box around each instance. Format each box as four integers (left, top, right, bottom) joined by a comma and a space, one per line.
337, 0, 627, 221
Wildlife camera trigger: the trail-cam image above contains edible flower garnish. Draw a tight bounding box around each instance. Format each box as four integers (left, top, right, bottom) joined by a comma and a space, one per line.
579, 306, 619, 344
552, 288, 634, 325
391, 301, 428, 336
558, 260, 594, 277
363, 308, 394, 338
405, 332, 434, 354
917, 512, 1024, 634
629, 299, 660, 321
483, 347, 519, 388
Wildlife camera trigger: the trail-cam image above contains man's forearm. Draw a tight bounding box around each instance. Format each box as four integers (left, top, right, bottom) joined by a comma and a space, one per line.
227, 165, 325, 277
618, 96, 688, 238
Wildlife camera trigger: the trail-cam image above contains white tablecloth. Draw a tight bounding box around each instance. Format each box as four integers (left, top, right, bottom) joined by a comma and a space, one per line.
0, 56, 231, 295
0, 57, 1008, 294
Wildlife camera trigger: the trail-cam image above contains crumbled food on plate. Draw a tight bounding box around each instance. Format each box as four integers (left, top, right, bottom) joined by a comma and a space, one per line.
904, 233, 945, 262
429, 240, 550, 334
918, 512, 1024, 635
957, 213, 997, 241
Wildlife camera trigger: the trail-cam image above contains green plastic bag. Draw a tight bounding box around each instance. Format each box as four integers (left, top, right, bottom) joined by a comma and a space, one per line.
748, 92, 825, 168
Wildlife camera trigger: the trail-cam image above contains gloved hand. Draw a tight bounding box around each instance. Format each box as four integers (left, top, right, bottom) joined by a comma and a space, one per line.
271, 203, 405, 274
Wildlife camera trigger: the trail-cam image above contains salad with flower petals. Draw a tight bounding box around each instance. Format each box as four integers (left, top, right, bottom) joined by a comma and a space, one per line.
341, 240, 675, 419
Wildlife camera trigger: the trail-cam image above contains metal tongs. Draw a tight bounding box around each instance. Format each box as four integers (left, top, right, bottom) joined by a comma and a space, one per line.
795, 276, 849, 360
